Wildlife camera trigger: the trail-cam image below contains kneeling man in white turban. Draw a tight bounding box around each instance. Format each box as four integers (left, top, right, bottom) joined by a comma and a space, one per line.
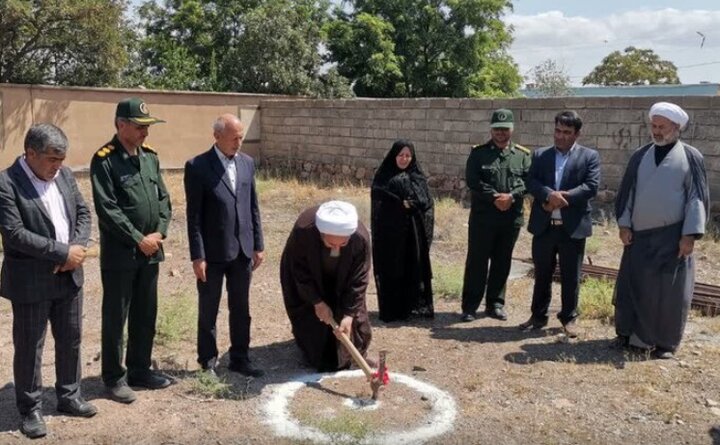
280, 201, 373, 371
614, 102, 709, 359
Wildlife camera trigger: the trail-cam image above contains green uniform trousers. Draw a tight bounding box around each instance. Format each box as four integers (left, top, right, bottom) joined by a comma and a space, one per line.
101, 263, 159, 386
461, 213, 520, 315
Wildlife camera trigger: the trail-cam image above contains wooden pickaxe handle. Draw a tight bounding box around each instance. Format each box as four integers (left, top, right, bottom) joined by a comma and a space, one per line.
328, 319, 374, 379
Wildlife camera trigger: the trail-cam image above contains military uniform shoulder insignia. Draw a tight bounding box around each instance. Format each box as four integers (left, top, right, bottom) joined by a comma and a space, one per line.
95, 144, 115, 158
141, 144, 157, 154
514, 144, 531, 154
472, 144, 486, 150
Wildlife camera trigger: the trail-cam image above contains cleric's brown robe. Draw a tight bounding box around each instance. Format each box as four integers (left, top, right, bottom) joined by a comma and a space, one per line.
280, 206, 372, 371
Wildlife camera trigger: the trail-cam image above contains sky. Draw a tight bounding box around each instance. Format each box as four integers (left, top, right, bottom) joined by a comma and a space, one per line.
508, 0, 720, 85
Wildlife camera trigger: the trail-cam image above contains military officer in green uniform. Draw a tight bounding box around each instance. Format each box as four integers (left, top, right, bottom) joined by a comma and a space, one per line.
461, 109, 531, 322
90, 98, 172, 403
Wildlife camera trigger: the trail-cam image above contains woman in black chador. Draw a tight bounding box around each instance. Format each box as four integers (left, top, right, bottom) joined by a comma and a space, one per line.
371, 139, 434, 322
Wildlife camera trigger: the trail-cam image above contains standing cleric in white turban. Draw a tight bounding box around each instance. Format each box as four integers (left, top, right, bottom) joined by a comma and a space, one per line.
280, 201, 374, 371
613, 102, 709, 359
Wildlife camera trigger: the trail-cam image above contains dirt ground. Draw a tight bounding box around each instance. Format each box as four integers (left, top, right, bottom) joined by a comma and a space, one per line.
1, 171, 719, 445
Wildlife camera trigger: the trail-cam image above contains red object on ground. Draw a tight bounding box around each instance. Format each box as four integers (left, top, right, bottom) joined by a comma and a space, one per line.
372, 367, 390, 385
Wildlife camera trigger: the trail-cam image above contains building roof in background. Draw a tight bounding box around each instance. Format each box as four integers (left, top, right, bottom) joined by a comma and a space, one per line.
522, 83, 720, 97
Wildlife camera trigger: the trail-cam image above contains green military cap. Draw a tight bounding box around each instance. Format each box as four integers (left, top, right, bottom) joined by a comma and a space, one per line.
490, 108, 514, 129
116, 97, 165, 125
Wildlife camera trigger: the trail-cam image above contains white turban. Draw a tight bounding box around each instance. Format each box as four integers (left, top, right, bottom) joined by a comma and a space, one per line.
649, 102, 689, 129
315, 200, 358, 236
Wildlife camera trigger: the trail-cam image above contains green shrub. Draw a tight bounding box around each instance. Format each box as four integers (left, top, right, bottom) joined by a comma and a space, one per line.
313, 413, 371, 443
579, 277, 615, 323
433, 262, 464, 299
188, 371, 235, 399
156, 292, 197, 346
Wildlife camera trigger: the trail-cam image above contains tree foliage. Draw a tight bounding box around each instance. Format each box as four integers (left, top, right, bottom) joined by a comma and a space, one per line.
0, 0, 520, 98
325, 0, 522, 98
123, 0, 223, 90
127, 0, 353, 97
582, 46, 680, 86
528, 59, 573, 97
0, 0, 129, 85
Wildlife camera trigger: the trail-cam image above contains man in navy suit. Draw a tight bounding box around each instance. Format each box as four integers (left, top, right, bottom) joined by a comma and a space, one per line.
184, 114, 265, 377
520, 111, 600, 338
0, 124, 96, 438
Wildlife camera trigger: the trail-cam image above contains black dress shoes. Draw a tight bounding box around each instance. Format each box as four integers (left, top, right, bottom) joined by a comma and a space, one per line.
485, 307, 508, 321
128, 371, 173, 389
518, 316, 548, 331
653, 347, 675, 360
106, 382, 137, 404
57, 397, 98, 417
228, 361, 264, 378
20, 410, 47, 439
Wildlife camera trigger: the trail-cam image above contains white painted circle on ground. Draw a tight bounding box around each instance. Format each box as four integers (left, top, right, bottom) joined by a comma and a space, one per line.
262, 369, 457, 445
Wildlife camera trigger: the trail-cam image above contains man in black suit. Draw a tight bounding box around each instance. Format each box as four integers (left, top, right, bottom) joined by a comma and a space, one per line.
184, 114, 265, 377
0, 124, 96, 439
521, 111, 600, 338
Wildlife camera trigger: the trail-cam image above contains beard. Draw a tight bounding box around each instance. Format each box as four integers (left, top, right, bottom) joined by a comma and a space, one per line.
329, 247, 341, 258
652, 129, 680, 146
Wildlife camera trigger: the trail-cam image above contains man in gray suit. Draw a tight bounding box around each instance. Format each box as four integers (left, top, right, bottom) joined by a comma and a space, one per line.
0, 124, 96, 439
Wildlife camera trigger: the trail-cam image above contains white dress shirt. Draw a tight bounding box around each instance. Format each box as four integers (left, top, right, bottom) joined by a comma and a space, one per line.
214, 145, 237, 191
20, 157, 70, 243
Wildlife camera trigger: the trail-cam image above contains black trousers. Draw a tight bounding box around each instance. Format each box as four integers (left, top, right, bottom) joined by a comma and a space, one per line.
196, 254, 252, 368
12, 289, 82, 415
101, 263, 159, 386
461, 216, 521, 314
530, 226, 585, 325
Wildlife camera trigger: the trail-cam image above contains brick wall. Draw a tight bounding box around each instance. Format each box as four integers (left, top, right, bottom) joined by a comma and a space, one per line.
2, 86, 717, 208
260, 96, 720, 208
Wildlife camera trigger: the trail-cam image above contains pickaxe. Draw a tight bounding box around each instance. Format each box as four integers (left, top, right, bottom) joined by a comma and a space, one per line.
329, 319, 389, 400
